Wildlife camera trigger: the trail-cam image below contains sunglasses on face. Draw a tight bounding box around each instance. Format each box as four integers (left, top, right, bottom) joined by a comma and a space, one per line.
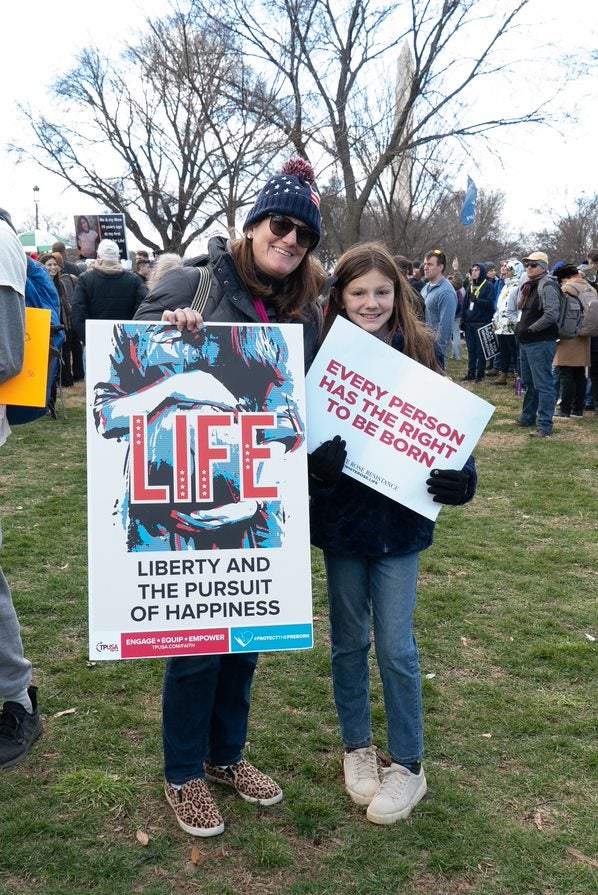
525, 262, 541, 268
268, 215, 317, 250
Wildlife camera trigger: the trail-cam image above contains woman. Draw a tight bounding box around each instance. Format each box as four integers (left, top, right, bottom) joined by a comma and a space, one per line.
76, 216, 99, 260
38, 252, 74, 397
491, 259, 523, 385
51, 251, 85, 384
460, 262, 495, 382
309, 243, 476, 824
131, 159, 326, 836
447, 271, 464, 360
552, 264, 592, 417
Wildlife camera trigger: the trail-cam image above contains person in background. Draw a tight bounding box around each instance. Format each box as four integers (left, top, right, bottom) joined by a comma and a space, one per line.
515, 251, 560, 437
133, 159, 327, 838
394, 255, 425, 320
52, 241, 80, 279
552, 264, 591, 418
71, 239, 147, 345
447, 271, 464, 361
485, 263, 503, 306
38, 252, 75, 398
309, 242, 476, 825
490, 259, 523, 385
52, 252, 85, 383
0, 207, 43, 769
460, 262, 495, 383
421, 249, 456, 364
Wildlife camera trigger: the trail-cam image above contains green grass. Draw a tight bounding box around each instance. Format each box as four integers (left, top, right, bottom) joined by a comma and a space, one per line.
0, 369, 596, 895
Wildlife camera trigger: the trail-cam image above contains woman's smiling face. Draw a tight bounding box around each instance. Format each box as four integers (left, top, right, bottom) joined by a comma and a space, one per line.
247, 215, 308, 279
341, 269, 395, 338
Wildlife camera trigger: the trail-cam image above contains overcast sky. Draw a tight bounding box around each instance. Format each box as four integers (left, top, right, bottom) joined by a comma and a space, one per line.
1, 0, 596, 251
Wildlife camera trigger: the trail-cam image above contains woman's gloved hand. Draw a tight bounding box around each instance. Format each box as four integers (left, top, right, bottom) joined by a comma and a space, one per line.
308, 435, 347, 486
426, 468, 470, 505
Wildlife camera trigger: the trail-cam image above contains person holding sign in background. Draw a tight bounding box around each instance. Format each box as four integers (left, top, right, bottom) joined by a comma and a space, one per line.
460, 262, 495, 383
309, 243, 477, 825
130, 159, 326, 837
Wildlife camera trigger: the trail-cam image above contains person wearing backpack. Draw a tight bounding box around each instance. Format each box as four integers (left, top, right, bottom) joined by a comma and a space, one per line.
552, 264, 593, 418
0, 208, 43, 769
515, 251, 560, 437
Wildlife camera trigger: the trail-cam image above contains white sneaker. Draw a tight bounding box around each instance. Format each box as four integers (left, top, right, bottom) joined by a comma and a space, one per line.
366, 763, 427, 824
343, 745, 380, 805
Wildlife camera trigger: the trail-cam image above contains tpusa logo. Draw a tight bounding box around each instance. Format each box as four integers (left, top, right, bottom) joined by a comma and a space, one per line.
95, 641, 119, 653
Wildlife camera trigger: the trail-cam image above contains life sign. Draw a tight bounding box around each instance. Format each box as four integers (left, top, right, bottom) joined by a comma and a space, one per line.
130, 412, 279, 505
85, 321, 313, 661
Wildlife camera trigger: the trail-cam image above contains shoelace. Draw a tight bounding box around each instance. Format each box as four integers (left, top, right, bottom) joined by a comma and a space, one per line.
378, 765, 412, 795
351, 748, 378, 780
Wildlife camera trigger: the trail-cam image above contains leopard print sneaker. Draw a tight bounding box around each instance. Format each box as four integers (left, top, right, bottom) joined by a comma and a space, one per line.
164, 778, 225, 837
204, 759, 283, 806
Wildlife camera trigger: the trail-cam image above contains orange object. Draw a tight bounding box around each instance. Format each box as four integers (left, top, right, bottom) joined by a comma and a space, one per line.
0, 307, 51, 407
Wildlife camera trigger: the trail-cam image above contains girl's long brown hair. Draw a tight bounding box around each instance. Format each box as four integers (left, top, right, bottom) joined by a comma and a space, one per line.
230, 235, 327, 321
324, 242, 443, 374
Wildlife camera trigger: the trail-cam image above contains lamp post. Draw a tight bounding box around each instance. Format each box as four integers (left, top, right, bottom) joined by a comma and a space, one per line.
33, 185, 39, 230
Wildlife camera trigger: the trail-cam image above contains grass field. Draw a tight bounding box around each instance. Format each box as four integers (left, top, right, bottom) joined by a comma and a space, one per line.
0, 364, 596, 895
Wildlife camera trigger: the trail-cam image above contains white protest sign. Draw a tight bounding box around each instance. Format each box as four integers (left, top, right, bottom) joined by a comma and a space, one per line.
86, 321, 313, 660
305, 316, 494, 521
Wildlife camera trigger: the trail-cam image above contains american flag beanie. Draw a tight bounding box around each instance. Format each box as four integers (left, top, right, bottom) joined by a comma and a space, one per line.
243, 158, 321, 249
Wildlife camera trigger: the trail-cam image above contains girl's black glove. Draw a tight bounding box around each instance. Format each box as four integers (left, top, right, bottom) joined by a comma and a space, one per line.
426, 468, 470, 505
308, 435, 347, 486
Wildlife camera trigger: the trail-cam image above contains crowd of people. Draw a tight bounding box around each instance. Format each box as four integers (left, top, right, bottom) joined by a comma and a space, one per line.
1, 170, 596, 840
411, 249, 598, 437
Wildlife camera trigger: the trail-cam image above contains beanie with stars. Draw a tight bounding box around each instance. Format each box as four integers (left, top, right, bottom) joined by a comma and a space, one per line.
243, 158, 321, 249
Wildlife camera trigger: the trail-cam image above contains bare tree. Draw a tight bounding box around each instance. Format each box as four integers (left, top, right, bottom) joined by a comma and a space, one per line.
201, 0, 548, 254
533, 195, 598, 263
13, 9, 283, 254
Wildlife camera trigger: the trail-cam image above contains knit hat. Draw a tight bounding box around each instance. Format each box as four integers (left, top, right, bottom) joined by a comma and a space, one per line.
97, 239, 120, 261
554, 263, 579, 282
522, 251, 549, 270
243, 159, 321, 249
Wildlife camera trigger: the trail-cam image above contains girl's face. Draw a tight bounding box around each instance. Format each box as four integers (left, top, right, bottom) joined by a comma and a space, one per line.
43, 258, 60, 277
247, 215, 308, 279
472, 265, 480, 279
80, 218, 89, 232
341, 269, 395, 338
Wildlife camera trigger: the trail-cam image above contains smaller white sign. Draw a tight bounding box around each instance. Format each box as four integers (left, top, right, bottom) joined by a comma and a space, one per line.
305, 316, 495, 521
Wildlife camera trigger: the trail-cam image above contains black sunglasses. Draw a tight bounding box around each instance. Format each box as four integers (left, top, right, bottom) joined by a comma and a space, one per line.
524, 262, 541, 268
268, 215, 317, 250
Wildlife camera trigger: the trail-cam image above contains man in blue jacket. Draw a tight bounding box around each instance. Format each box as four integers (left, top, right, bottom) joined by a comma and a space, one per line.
421, 250, 456, 365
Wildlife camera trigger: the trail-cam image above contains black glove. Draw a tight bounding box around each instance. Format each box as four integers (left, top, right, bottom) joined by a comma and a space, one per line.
426, 468, 470, 505
308, 435, 347, 486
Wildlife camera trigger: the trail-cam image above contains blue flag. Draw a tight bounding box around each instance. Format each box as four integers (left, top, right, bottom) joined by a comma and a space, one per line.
460, 176, 477, 226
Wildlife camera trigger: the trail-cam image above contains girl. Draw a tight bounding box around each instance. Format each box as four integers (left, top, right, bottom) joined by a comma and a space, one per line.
309, 243, 477, 824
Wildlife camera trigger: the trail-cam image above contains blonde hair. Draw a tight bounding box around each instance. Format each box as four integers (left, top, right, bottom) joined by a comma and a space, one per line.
147, 253, 183, 292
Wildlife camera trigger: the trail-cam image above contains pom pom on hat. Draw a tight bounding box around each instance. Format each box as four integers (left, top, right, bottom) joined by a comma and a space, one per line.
243, 158, 321, 250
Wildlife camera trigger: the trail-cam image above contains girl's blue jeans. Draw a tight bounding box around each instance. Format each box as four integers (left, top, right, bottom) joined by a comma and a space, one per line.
324, 550, 423, 764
